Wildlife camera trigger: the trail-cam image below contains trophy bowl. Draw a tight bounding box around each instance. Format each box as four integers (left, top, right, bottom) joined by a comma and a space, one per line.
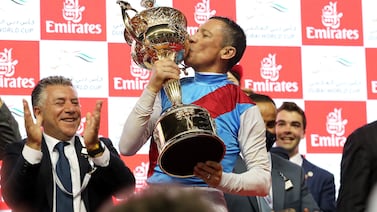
118, 1, 189, 70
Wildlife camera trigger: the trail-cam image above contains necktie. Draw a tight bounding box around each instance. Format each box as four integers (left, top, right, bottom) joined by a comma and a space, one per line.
55, 142, 74, 212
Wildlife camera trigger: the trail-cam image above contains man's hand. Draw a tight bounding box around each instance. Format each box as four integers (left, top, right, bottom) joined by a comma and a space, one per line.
83, 100, 103, 150
146, 58, 181, 93
194, 161, 223, 187
23, 99, 43, 150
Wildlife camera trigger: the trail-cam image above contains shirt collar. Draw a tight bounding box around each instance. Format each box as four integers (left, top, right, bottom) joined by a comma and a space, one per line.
194, 72, 228, 84
289, 152, 303, 166
43, 133, 75, 154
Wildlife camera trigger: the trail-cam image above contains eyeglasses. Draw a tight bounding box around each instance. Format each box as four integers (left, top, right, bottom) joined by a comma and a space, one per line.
266, 120, 276, 129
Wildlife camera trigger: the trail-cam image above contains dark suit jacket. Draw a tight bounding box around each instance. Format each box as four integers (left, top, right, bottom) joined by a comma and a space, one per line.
0, 102, 21, 160
337, 120, 377, 212
302, 157, 336, 212
1, 136, 136, 212
225, 153, 319, 212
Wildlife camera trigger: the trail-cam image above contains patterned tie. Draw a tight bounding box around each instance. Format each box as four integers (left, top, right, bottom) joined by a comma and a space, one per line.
55, 142, 74, 212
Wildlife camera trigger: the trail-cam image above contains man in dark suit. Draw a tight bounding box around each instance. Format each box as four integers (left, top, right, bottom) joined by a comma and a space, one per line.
275, 102, 336, 212
0, 97, 22, 159
337, 120, 377, 212
225, 153, 319, 212
225, 93, 319, 212
1, 76, 136, 212
301, 156, 335, 211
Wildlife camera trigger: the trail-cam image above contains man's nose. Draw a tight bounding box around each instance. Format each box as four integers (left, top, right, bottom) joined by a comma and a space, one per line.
282, 124, 293, 132
189, 34, 196, 43
64, 103, 76, 112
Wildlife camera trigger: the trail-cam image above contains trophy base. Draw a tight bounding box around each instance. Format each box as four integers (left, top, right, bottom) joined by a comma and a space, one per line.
158, 133, 225, 178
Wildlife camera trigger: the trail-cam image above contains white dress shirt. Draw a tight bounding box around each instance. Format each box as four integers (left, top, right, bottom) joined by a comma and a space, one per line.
22, 133, 110, 212
289, 152, 303, 167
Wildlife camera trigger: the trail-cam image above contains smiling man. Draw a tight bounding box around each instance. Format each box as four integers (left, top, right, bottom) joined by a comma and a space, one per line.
1, 76, 135, 212
275, 102, 336, 212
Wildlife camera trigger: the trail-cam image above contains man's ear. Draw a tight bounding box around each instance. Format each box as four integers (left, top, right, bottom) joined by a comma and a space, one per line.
220, 46, 236, 59
33, 106, 41, 119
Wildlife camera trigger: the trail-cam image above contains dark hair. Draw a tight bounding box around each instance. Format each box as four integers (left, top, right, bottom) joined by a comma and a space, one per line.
249, 93, 276, 106
31, 76, 73, 107
209, 16, 246, 70
277, 102, 307, 131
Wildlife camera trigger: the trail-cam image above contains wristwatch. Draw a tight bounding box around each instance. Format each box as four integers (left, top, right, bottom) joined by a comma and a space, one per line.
87, 142, 105, 158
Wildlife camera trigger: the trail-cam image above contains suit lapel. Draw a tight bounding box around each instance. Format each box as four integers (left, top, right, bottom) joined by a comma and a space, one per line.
302, 158, 314, 182
272, 166, 285, 210
74, 136, 91, 209
248, 196, 260, 212
74, 136, 91, 183
40, 139, 54, 210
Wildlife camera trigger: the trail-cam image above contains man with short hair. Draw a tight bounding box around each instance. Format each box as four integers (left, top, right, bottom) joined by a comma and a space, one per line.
275, 102, 336, 212
1, 76, 136, 212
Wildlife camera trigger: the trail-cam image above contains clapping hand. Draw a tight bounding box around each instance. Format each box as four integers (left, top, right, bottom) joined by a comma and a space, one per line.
23, 99, 43, 150
83, 100, 103, 150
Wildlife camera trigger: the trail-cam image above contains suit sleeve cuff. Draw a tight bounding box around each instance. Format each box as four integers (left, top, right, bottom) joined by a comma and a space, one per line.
91, 145, 110, 167
22, 145, 43, 164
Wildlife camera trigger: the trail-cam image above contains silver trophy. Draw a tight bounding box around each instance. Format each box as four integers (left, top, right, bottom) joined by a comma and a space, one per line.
118, 0, 225, 177
117, 0, 188, 105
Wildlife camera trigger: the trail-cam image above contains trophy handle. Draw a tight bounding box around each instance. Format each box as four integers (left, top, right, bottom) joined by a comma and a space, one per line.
117, 1, 141, 45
